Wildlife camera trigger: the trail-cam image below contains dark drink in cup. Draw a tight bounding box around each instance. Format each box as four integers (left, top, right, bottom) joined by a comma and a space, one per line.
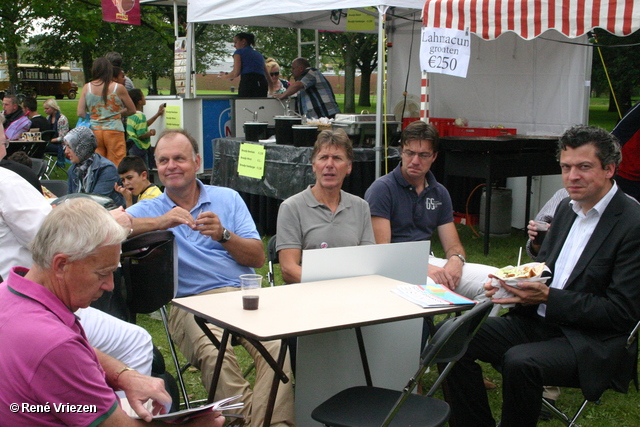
533, 221, 550, 246
243, 295, 259, 310
533, 229, 547, 245
240, 273, 262, 310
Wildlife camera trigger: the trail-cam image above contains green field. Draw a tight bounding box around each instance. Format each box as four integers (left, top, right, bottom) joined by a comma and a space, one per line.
139, 226, 640, 426
45, 96, 622, 135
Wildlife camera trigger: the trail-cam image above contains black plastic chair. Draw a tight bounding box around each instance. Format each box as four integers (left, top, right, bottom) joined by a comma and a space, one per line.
311, 300, 494, 427
29, 157, 47, 178
267, 234, 278, 287
539, 318, 640, 426
41, 130, 67, 179
120, 230, 191, 410
40, 179, 68, 197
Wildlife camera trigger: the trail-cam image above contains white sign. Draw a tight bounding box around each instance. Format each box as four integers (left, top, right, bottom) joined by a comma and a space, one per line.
420, 27, 470, 78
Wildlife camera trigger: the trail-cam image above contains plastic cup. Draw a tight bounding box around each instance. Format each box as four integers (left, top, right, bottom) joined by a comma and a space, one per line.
240, 274, 262, 310
533, 221, 550, 246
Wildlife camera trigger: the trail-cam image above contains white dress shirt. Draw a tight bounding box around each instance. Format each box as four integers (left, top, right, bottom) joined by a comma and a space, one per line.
0, 167, 51, 280
538, 182, 618, 317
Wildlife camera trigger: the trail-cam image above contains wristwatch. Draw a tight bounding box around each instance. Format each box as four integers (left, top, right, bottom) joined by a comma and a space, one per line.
451, 254, 466, 264
218, 227, 231, 243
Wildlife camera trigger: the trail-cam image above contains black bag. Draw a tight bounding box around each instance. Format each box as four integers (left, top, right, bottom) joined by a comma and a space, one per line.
120, 230, 177, 320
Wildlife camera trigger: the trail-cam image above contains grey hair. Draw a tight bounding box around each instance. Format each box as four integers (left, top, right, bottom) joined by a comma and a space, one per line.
29, 198, 128, 269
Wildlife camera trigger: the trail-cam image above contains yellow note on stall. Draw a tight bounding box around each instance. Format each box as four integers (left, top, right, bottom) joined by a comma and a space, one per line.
238, 143, 265, 179
165, 105, 181, 129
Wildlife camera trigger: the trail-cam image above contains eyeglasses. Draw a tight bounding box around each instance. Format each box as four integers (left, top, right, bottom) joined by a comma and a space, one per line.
402, 150, 434, 160
269, 72, 280, 76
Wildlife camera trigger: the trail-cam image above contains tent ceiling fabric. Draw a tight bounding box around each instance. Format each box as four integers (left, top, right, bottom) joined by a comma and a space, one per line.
186, 0, 425, 28
423, 0, 639, 40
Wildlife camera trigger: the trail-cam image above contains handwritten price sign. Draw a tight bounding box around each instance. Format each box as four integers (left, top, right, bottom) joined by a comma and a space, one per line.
420, 27, 471, 78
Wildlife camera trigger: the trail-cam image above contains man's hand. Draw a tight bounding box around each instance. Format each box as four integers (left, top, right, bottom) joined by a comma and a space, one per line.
109, 207, 133, 230
484, 280, 498, 298
117, 370, 171, 422
428, 256, 463, 290
428, 264, 457, 290
188, 412, 225, 427
442, 256, 464, 288
487, 279, 550, 305
191, 412, 225, 427
194, 210, 226, 241
156, 207, 197, 230
526, 219, 539, 242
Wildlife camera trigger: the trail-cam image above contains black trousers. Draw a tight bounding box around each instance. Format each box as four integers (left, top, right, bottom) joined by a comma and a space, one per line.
238, 73, 268, 97
445, 313, 581, 427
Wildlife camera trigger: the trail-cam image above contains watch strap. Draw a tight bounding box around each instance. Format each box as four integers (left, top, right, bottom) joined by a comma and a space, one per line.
218, 227, 231, 243
451, 253, 466, 264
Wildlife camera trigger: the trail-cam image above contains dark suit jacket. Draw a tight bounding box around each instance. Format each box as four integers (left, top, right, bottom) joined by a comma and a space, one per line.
0, 159, 42, 194
523, 187, 640, 400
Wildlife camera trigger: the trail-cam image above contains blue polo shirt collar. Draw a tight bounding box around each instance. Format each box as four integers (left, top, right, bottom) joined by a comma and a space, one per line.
391, 164, 437, 193
163, 179, 211, 214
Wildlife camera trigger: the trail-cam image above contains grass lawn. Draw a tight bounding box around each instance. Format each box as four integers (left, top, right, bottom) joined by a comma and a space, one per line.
139, 226, 640, 425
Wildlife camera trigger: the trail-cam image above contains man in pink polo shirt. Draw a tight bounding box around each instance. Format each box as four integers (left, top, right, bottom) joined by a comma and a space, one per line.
0, 198, 224, 427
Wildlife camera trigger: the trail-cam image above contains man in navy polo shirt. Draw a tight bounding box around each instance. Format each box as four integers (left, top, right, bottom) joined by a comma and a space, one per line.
365, 120, 495, 301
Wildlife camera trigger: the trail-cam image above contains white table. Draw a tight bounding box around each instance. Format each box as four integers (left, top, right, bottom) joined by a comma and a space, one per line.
172, 274, 467, 426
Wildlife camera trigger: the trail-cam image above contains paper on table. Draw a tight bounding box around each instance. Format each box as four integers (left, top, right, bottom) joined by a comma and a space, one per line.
392, 284, 476, 308
135, 394, 244, 423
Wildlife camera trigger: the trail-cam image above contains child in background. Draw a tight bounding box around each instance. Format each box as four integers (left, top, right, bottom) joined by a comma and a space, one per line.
115, 155, 161, 207
126, 89, 165, 165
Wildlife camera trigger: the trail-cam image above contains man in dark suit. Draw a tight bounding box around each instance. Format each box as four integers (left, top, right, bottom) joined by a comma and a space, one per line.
446, 125, 640, 427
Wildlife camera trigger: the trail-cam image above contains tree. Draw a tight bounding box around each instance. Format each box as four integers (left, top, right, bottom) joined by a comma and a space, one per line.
591, 28, 640, 116
246, 26, 302, 77
354, 34, 377, 107
0, 0, 38, 93
24, 0, 121, 81
23, 2, 230, 95
321, 32, 378, 113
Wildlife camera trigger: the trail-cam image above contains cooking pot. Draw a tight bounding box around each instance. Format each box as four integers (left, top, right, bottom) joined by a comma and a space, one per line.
292, 125, 319, 147
274, 116, 302, 145
243, 122, 268, 142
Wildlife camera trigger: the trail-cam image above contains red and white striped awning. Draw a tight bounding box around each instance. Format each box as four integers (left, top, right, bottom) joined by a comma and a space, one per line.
423, 0, 640, 40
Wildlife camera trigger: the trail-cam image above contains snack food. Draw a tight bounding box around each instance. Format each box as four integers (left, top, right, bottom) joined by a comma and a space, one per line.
493, 263, 546, 280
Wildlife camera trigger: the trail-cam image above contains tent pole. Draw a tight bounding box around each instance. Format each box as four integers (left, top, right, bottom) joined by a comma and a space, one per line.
173, 1, 178, 38
315, 30, 319, 69
375, 5, 388, 179
185, 22, 195, 99
297, 29, 320, 68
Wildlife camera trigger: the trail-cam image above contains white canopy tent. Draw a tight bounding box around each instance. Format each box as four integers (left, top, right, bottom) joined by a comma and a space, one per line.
143, 0, 427, 177
144, 0, 639, 187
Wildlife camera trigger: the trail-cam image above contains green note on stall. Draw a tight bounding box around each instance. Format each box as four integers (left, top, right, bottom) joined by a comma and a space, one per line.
238, 143, 265, 179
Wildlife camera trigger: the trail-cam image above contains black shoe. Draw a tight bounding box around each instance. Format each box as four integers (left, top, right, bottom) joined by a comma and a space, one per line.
539, 398, 556, 421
